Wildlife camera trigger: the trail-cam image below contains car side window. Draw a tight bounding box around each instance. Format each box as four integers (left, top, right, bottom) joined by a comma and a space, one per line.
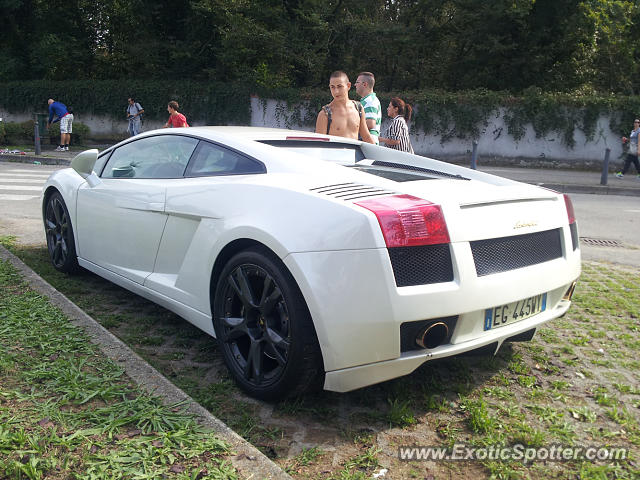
185, 141, 265, 177
101, 135, 199, 179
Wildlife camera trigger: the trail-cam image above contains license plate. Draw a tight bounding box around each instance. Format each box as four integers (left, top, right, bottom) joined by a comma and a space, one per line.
484, 293, 547, 331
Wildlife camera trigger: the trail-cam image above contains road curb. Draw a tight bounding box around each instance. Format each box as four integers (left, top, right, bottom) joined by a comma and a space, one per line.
0, 244, 292, 480
1, 153, 71, 165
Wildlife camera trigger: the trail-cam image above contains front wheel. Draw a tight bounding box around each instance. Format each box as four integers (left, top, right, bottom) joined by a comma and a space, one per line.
44, 191, 80, 273
213, 248, 323, 400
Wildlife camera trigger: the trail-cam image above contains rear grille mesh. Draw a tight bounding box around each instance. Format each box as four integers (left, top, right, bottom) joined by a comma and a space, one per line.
471, 228, 563, 276
388, 244, 453, 287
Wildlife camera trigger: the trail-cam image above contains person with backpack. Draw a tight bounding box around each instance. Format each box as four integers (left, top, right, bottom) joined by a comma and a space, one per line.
126, 97, 145, 136
315, 71, 374, 143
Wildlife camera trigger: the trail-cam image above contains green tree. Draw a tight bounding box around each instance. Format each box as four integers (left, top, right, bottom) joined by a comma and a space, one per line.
1, 0, 639, 95
576, 0, 639, 94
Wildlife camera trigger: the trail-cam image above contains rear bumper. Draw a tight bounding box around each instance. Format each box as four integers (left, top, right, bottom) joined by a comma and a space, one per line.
285, 242, 580, 374
323, 297, 572, 392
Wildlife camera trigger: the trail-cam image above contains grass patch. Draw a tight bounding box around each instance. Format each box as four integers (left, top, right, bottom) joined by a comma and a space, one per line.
2, 239, 640, 479
0, 258, 236, 479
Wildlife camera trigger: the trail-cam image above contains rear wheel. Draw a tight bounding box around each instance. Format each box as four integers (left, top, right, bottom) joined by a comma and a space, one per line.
213, 247, 323, 400
44, 192, 80, 273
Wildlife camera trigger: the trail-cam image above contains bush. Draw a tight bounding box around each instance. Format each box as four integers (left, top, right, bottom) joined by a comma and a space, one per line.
47, 121, 90, 145
1, 80, 639, 148
0, 80, 252, 125
1, 121, 34, 145
0, 120, 90, 145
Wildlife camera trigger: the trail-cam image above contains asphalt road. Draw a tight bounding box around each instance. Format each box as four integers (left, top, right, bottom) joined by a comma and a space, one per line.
0, 161, 59, 245
0, 160, 638, 267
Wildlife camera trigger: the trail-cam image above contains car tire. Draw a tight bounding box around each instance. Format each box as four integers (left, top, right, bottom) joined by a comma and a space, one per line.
44, 191, 80, 273
213, 247, 323, 400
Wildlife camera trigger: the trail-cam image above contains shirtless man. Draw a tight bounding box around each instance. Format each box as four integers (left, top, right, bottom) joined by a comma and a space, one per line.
315, 71, 375, 143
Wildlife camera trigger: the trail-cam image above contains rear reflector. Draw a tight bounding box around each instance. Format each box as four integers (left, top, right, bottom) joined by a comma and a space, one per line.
355, 194, 450, 247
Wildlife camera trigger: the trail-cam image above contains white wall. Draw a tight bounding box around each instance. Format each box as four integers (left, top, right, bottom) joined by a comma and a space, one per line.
249, 98, 620, 167
2, 98, 622, 166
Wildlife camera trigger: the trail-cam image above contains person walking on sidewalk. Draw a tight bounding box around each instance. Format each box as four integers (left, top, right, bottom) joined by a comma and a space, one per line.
616, 118, 640, 178
126, 97, 144, 136
46, 99, 73, 151
163, 101, 189, 128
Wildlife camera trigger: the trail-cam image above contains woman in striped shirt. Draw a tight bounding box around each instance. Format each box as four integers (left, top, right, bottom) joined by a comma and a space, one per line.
379, 97, 414, 154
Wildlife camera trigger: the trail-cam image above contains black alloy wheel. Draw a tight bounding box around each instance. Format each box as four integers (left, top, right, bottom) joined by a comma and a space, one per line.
44, 192, 80, 273
213, 248, 322, 400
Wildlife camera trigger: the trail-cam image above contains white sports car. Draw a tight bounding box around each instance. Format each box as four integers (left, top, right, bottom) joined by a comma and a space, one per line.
42, 127, 580, 400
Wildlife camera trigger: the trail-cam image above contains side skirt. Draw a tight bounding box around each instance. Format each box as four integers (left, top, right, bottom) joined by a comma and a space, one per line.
77, 257, 216, 337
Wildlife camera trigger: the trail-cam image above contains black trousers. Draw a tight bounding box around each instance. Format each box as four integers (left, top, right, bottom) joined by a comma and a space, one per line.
621, 153, 640, 174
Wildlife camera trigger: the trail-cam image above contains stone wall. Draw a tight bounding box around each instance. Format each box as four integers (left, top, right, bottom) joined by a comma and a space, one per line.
249, 98, 622, 170
2, 97, 624, 169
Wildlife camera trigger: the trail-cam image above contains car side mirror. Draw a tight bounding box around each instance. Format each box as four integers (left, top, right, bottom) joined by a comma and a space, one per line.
71, 149, 98, 178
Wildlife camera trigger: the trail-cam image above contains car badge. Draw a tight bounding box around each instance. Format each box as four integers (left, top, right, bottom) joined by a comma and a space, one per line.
514, 221, 537, 229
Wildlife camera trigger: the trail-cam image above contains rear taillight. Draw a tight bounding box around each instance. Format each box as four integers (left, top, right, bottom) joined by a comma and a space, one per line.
355, 194, 450, 247
563, 194, 576, 224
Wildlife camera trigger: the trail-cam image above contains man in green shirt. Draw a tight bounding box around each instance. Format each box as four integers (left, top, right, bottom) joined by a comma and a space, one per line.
355, 72, 382, 145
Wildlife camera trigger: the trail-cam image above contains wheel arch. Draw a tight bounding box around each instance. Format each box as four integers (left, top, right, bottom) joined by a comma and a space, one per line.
42, 184, 81, 255
208, 238, 324, 367
42, 185, 60, 219
209, 238, 300, 313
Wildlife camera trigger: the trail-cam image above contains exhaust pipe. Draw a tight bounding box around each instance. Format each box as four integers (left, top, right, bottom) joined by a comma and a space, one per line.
563, 281, 577, 301
416, 321, 449, 349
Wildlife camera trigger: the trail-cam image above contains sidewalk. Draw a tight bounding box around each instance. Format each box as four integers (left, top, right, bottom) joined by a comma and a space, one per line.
2, 146, 640, 197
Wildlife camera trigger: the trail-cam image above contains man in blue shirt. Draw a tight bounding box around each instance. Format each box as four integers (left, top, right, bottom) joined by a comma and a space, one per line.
47, 99, 74, 151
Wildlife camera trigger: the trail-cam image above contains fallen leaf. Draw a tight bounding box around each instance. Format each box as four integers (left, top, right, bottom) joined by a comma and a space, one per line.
169, 464, 185, 473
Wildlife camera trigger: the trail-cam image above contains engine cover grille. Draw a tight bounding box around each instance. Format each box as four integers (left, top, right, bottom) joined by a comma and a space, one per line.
388, 244, 454, 287
470, 228, 563, 277
310, 182, 396, 201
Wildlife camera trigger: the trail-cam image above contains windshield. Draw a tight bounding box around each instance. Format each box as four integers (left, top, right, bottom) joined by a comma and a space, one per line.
258, 140, 365, 164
